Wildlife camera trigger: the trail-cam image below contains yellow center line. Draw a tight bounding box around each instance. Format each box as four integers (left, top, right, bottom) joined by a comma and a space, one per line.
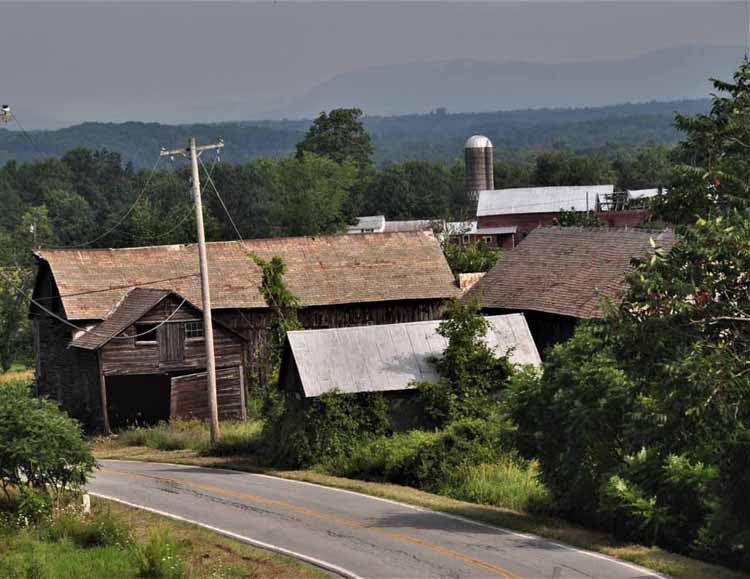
102, 466, 523, 579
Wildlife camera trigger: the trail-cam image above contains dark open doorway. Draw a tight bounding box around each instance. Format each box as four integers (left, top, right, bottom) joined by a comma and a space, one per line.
106, 374, 171, 429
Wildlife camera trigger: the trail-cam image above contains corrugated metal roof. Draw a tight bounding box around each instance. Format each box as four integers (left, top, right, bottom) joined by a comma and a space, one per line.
348, 216, 386, 233
35, 231, 459, 321
474, 226, 517, 235
465, 227, 676, 319
285, 314, 541, 397
383, 220, 433, 233
477, 185, 614, 217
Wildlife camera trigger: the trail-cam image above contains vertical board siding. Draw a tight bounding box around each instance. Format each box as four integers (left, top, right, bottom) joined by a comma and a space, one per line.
170, 367, 243, 421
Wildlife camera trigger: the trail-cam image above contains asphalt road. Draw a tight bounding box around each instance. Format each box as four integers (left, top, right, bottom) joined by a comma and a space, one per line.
90, 460, 666, 579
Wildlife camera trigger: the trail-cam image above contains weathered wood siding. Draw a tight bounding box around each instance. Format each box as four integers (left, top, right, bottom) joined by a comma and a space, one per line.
99, 296, 243, 376
32, 313, 102, 430
170, 367, 244, 420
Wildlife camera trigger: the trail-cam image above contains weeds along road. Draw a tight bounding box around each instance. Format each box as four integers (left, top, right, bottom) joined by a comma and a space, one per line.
90, 460, 666, 579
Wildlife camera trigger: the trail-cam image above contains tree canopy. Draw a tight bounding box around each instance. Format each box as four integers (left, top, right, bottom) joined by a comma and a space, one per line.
296, 108, 374, 170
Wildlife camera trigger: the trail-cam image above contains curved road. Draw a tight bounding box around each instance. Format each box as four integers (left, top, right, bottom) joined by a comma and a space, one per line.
90, 460, 666, 579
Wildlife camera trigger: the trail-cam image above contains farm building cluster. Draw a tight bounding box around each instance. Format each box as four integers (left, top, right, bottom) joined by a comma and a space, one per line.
29, 134, 673, 431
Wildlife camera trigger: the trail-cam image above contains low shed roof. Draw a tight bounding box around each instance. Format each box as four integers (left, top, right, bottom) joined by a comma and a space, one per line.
35, 231, 458, 321
284, 314, 541, 398
465, 227, 676, 319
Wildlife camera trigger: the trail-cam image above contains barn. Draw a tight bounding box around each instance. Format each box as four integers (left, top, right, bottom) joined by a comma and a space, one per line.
31, 231, 458, 431
464, 227, 676, 354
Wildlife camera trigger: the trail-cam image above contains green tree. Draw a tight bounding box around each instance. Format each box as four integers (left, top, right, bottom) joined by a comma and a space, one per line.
0, 265, 33, 371
364, 161, 454, 219
269, 154, 357, 236
45, 189, 96, 246
533, 149, 615, 186
296, 108, 373, 170
653, 59, 750, 223
441, 238, 501, 276
509, 212, 750, 564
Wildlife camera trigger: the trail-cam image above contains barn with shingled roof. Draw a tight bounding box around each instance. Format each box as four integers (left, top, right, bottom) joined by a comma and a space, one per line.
31, 231, 458, 431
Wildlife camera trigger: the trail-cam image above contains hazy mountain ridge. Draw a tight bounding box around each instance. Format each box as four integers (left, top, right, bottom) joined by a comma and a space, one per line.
0, 99, 711, 168
267, 44, 743, 119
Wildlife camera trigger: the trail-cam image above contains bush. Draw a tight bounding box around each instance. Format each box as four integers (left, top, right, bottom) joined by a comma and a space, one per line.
133, 527, 186, 579
0, 380, 95, 501
262, 390, 390, 468
417, 299, 512, 426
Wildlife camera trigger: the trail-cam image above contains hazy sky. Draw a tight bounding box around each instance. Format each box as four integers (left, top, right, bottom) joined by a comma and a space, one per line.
1, 1, 747, 126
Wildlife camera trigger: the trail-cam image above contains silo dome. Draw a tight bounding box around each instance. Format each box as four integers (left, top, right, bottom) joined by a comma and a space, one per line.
465, 135, 493, 149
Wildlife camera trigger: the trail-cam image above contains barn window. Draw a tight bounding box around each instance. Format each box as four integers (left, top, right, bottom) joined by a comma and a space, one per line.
185, 320, 204, 340
135, 323, 159, 345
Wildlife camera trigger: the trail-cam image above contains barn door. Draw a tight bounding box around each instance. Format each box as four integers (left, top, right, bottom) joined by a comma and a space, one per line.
159, 322, 185, 363
170, 367, 244, 421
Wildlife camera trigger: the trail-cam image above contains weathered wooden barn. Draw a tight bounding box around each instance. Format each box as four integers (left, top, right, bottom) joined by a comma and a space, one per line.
464, 227, 676, 354
31, 231, 458, 430
278, 314, 541, 428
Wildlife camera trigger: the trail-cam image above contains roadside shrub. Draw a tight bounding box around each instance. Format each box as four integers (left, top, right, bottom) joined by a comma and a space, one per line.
263, 390, 390, 468
0, 380, 95, 502
339, 429, 441, 484
133, 527, 186, 579
410, 417, 513, 492
15, 488, 53, 527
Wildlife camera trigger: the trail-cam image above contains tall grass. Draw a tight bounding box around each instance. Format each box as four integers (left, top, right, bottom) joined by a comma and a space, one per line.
443, 460, 553, 514
115, 419, 263, 456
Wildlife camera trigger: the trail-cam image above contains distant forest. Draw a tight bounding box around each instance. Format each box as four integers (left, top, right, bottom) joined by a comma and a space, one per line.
0, 99, 710, 168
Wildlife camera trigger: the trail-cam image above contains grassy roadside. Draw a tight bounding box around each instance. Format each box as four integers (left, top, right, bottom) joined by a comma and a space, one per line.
93, 442, 749, 579
0, 493, 327, 579
100, 498, 327, 578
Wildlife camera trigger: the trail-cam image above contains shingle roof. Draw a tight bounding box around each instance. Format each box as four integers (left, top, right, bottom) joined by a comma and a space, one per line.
284, 314, 541, 397
69, 288, 172, 350
465, 227, 676, 319
36, 231, 458, 321
477, 185, 614, 216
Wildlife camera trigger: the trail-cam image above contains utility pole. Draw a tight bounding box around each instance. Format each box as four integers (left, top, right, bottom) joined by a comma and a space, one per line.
160, 138, 224, 443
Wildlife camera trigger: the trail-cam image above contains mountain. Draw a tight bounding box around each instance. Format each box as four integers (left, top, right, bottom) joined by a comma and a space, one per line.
0, 99, 711, 168
266, 45, 743, 119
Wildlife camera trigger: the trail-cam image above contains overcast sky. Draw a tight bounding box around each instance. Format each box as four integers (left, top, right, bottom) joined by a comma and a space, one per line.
1, 1, 747, 126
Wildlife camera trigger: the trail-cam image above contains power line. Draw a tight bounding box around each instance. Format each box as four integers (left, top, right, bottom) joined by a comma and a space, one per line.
31, 273, 200, 302
40, 154, 164, 249
11, 113, 46, 158
0, 268, 188, 340
198, 156, 290, 324
198, 155, 243, 240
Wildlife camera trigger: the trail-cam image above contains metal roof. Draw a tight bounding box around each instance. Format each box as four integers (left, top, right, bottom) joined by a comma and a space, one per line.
35, 231, 458, 321
465, 135, 493, 149
476, 185, 614, 217
474, 226, 517, 235
348, 215, 386, 233
284, 314, 541, 397
383, 220, 433, 233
